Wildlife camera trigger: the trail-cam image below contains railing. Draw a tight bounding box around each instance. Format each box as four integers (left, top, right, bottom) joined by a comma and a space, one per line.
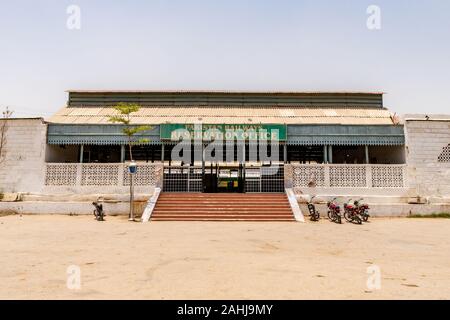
45, 163, 407, 190
288, 164, 406, 188
45, 163, 163, 187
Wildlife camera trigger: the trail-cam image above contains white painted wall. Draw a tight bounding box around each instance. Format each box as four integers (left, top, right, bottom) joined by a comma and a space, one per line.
0, 118, 47, 193
405, 116, 450, 199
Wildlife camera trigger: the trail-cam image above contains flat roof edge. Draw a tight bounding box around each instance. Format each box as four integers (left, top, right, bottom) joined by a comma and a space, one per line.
66, 90, 385, 95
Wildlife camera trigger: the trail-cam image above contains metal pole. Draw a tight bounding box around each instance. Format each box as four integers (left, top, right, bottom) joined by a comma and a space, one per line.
243, 143, 246, 193
201, 144, 205, 192
365, 145, 370, 164
129, 172, 134, 221
283, 143, 287, 164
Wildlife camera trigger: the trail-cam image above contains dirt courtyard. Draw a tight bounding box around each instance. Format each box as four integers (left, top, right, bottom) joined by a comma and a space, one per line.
0, 214, 449, 300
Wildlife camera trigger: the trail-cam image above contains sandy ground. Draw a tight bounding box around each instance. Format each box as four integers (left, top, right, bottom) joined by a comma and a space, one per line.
0, 214, 449, 300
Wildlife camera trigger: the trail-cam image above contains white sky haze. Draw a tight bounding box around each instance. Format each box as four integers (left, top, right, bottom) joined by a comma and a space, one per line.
0, 0, 449, 117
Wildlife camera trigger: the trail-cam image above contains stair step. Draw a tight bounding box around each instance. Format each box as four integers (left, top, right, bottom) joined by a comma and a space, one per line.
152, 217, 295, 221
158, 196, 287, 199
154, 206, 291, 210
158, 201, 289, 208
152, 219, 294, 222
153, 212, 293, 216
157, 198, 287, 200
151, 192, 295, 222
154, 208, 292, 211
157, 201, 290, 208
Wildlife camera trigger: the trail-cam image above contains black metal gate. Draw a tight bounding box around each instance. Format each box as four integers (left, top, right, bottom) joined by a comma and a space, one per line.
163, 165, 284, 193
245, 165, 285, 193
163, 166, 202, 192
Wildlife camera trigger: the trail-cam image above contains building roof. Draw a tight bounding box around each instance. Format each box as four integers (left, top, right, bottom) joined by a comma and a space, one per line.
403, 114, 450, 121
48, 105, 395, 125
65, 91, 385, 108
67, 90, 385, 95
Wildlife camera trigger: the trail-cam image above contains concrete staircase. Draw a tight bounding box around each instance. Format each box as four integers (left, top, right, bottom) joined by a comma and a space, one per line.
151, 193, 295, 221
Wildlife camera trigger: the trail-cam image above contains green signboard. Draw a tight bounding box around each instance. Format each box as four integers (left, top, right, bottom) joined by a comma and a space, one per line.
160, 124, 287, 141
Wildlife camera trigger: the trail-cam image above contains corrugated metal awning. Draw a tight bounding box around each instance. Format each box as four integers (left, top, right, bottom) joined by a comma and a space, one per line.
47, 123, 404, 146
287, 125, 405, 146
48, 106, 395, 125
47, 124, 161, 145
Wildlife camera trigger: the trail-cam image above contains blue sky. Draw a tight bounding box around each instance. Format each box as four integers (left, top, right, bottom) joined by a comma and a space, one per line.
0, 0, 449, 118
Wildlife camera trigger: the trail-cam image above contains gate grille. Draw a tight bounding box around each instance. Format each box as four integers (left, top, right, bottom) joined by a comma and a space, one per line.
245, 165, 285, 193
163, 165, 285, 193
163, 166, 202, 192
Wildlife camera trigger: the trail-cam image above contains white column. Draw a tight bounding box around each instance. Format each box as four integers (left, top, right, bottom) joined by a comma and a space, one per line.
328, 145, 333, 164
324, 164, 331, 187
76, 163, 82, 187
366, 164, 373, 188
79, 145, 84, 163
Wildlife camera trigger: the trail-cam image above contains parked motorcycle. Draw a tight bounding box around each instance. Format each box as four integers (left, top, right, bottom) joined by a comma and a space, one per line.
343, 199, 362, 224
92, 199, 105, 221
354, 198, 370, 222
327, 197, 342, 224
307, 196, 320, 222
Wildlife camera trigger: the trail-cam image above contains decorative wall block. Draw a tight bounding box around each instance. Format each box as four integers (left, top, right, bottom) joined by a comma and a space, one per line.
438, 144, 450, 163
123, 164, 161, 186
81, 164, 120, 186
371, 165, 405, 188
292, 165, 325, 187
330, 166, 367, 188
45, 164, 77, 186
45, 163, 162, 187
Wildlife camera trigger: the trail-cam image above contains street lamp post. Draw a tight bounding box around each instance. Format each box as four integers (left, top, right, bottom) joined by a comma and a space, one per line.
128, 161, 137, 221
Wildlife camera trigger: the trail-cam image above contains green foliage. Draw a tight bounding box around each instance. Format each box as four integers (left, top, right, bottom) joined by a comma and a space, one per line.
108, 103, 152, 160
112, 102, 140, 116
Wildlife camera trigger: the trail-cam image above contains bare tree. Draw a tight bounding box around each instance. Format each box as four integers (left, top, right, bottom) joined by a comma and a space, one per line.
0, 107, 13, 164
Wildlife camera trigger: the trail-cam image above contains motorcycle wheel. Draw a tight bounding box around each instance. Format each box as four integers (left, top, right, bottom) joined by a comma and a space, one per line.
327, 210, 333, 221
330, 212, 339, 222
362, 214, 369, 222
344, 210, 352, 222
354, 215, 362, 225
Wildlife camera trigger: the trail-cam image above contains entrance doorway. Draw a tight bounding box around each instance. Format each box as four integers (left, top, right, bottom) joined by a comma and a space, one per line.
202, 164, 245, 193
163, 164, 284, 193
